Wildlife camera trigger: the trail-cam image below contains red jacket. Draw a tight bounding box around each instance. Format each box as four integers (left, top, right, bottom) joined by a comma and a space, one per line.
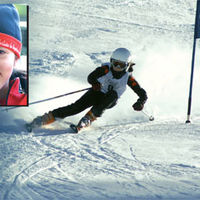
0, 78, 27, 106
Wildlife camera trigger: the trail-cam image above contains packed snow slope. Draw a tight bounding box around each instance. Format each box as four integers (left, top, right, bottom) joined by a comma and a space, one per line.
0, 0, 200, 199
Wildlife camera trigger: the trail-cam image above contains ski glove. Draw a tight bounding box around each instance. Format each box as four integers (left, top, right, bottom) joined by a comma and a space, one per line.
92, 82, 101, 91
132, 100, 144, 111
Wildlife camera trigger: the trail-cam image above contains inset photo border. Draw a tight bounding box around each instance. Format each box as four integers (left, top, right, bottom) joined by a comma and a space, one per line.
0, 4, 29, 106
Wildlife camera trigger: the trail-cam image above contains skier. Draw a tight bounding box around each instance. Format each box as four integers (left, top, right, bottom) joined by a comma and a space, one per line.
27, 48, 147, 133
0, 4, 27, 106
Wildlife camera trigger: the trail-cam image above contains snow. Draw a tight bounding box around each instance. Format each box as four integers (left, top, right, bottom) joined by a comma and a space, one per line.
1, 0, 200, 199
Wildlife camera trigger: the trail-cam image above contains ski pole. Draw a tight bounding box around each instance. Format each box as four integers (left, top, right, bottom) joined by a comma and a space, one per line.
2, 87, 91, 112
141, 110, 154, 121
29, 87, 91, 106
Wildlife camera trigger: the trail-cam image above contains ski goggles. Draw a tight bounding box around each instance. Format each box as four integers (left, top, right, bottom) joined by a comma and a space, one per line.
111, 59, 128, 70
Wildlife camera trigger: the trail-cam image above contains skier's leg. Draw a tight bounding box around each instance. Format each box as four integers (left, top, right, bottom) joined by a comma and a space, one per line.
28, 89, 98, 129
26, 111, 55, 132
52, 91, 93, 118
91, 90, 118, 117
76, 90, 118, 131
76, 110, 97, 131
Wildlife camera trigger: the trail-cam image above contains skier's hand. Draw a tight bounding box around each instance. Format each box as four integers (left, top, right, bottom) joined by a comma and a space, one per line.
92, 82, 101, 91
132, 100, 144, 111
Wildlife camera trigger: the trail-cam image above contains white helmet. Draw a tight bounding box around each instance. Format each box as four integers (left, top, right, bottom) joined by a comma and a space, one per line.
110, 48, 133, 71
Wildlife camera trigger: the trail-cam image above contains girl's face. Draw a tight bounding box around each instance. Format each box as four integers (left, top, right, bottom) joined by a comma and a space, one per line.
0, 47, 17, 90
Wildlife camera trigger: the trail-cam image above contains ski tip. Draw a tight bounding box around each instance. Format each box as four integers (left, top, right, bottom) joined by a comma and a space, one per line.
25, 123, 33, 133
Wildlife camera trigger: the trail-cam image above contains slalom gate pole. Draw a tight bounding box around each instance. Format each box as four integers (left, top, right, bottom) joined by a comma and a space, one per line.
185, 0, 200, 123
186, 0, 200, 123
186, 38, 196, 123
2, 87, 91, 112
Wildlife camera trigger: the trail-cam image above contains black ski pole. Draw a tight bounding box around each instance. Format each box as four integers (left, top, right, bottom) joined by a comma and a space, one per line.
1, 87, 91, 112
29, 87, 91, 106
141, 110, 154, 121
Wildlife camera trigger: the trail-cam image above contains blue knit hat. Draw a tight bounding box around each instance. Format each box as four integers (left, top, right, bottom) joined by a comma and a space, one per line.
0, 4, 22, 58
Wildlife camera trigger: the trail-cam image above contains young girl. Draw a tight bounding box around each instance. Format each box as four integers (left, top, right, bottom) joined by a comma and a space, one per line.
0, 4, 27, 106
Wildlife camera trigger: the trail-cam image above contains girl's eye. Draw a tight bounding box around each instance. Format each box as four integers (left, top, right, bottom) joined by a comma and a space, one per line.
0, 50, 6, 54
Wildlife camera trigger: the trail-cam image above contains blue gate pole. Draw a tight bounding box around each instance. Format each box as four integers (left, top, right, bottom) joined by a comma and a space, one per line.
186, 0, 200, 123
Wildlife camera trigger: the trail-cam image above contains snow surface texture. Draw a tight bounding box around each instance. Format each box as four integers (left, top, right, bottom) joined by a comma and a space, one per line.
1, 0, 200, 199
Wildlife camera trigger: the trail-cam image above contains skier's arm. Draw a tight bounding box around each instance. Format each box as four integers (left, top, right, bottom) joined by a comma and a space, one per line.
87, 65, 109, 91
127, 75, 148, 110
87, 65, 109, 84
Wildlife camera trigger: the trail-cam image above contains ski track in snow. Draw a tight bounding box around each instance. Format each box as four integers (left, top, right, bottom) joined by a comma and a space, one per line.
1, 120, 200, 200
0, 0, 200, 199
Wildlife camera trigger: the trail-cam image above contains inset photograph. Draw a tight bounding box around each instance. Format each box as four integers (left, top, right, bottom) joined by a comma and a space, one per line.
0, 4, 28, 106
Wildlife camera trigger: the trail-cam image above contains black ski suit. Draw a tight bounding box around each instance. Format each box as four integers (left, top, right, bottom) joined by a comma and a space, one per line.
51, 64, 147, 119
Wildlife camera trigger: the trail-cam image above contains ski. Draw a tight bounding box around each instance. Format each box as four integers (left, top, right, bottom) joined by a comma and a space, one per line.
25, 122, 40, 133
26, 123, 33, 132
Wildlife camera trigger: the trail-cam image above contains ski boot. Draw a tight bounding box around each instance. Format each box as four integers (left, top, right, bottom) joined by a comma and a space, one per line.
26, 111, 55, 132
70, 110, 96, 133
